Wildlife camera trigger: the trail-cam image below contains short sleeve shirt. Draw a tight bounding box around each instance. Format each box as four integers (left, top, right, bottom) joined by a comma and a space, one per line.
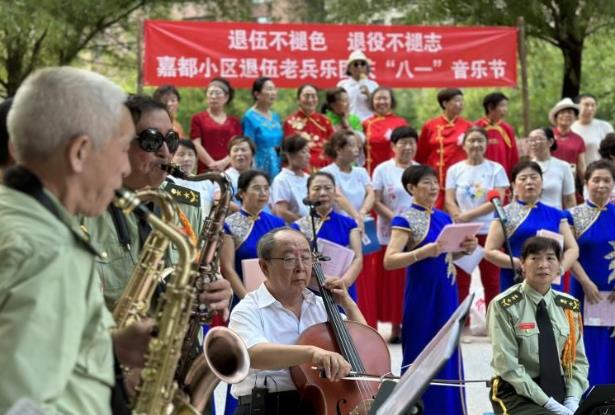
445, 160, 510, 233
270, 168, 309, 220
229, 284, 328, 397
321, 163, 372, 215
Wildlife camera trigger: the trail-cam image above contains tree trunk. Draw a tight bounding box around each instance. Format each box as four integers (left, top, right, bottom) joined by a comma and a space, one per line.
560, 41, 583, 99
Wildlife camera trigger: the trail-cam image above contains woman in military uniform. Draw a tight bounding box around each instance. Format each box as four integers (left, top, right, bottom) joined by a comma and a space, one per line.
568, 159, 615, 386
488, 236, 589, 415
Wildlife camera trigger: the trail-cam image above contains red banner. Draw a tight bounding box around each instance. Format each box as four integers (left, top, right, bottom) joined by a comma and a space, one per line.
144, 20, 517, 89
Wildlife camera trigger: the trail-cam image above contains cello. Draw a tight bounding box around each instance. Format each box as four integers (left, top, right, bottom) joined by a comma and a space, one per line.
290, 251, 392, 414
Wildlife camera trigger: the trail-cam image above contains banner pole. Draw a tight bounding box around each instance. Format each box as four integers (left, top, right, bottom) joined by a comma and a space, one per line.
137, 14, 144, 94
517, 16, 530, 137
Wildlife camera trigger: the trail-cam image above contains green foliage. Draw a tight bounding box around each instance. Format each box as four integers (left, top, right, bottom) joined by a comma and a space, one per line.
0, 0, 149, 96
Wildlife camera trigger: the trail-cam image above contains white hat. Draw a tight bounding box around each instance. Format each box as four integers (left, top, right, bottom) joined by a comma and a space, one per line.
548, 97, 580, 125
347, 50, 371, 66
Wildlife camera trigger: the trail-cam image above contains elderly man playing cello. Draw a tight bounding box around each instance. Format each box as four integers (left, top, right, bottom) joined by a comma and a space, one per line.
229, 227, 367, 415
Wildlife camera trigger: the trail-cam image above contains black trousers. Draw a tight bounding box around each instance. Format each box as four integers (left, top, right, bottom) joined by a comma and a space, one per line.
234, 391, 313, 415
490, 377, 558, 415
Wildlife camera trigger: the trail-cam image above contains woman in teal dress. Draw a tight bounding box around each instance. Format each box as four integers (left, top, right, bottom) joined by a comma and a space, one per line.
485, 160, 579, 292
384, 165, 478, 415
242, 77, 283, 179
569, 159, 615, 386
291, 171, 363, 300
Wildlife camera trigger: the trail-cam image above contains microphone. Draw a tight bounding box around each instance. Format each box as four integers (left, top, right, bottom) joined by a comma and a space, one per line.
487, 190, 507, 224
303, 197, 322, 207
487, 190, 520, 282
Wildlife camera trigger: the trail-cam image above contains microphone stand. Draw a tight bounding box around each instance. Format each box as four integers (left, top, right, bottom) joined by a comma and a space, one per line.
308, 202, 319, 255
492, 206, 520, 282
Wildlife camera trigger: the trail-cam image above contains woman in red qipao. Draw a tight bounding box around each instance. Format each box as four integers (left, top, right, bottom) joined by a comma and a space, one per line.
283, 84, 335, 170
190, 77, 242, 173
416, 88, 472, 208
362, 87, 408, 174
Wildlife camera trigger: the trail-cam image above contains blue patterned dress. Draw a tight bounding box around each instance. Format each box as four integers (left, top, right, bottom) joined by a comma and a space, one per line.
569, 200, 615, 386
241, 108, 283, 179
500, 200, 566, 291
391, 204, 466, 415
292, 210, 359, 300
222, 209, 284, 415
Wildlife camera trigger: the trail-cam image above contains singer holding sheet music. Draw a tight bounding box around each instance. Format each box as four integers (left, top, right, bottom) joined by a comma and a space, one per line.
484, 160, 578, 292
291, 171, 363, 300
384, 165, 477, 415
445, 126, 509, 308
568, 160, 615, 386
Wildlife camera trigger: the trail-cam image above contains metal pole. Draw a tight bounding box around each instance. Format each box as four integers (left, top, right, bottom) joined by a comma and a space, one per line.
136, 12, 144, 94
517, 16, 530, 137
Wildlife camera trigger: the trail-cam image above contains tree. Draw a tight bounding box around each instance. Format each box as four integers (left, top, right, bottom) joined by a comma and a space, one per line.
0, 0, 150, 97
406, 0, 615, 99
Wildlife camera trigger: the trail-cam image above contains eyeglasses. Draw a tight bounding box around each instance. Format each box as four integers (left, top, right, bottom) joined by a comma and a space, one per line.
135, 128, 180, 153
269, 254, 313, 269
352, 61, 367, 68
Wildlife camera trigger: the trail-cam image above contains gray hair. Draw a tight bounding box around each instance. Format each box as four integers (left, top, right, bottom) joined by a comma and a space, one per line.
8, 66, 127, 163
257, 227, 309, 260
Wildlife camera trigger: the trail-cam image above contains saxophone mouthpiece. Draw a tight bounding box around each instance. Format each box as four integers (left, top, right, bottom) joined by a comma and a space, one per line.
113, 187, 150, 219
161, 163, 187, 179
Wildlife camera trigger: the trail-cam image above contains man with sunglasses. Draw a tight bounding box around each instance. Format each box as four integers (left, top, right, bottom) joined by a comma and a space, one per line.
82, 94, 232, 411
337, 50, 379, 122
228, 227, 365, 414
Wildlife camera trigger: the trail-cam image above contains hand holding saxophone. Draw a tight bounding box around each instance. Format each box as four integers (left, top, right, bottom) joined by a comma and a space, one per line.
111, 318, 156, 368
198, 275, 233, 321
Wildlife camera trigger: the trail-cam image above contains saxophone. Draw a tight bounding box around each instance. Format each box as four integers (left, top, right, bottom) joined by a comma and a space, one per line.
162, 164, 249, 412
115, 188, 200, 415
112, 188, 180, 327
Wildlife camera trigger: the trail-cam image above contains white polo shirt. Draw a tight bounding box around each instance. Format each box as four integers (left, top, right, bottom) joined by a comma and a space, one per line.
229, 284, 328, 397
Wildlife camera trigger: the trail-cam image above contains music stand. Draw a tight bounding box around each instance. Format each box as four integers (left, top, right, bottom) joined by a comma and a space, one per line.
574, 385, 615, 414
371, 294, 474, 415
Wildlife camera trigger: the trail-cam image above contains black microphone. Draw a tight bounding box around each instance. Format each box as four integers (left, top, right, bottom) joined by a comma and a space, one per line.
303, 197, 322, 207
487, 190, 508, 224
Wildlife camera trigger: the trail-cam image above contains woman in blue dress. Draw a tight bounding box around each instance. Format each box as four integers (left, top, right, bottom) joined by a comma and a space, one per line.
569, 159, 615, 386
219, 169, 284, 415
221, 169, 285, 302
484, 160, 579, 292
292, 171, 363, 300
384, 165, 478, 415
242, 77, 283, 179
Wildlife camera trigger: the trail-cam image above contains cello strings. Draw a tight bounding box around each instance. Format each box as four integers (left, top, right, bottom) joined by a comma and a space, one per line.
313, 259, 373, 405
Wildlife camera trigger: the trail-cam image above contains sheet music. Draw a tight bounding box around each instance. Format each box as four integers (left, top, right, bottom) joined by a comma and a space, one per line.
584, 292, 615, 327
453, 245, 484, 274
317, 238, 355, 278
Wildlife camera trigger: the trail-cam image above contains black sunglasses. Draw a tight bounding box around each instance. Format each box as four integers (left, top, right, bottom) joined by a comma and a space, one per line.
352, 61, 367, 67
135, 128, 179, 153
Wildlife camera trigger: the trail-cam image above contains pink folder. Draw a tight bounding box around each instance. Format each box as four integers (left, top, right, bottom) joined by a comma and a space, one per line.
435, 222, 482, 253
